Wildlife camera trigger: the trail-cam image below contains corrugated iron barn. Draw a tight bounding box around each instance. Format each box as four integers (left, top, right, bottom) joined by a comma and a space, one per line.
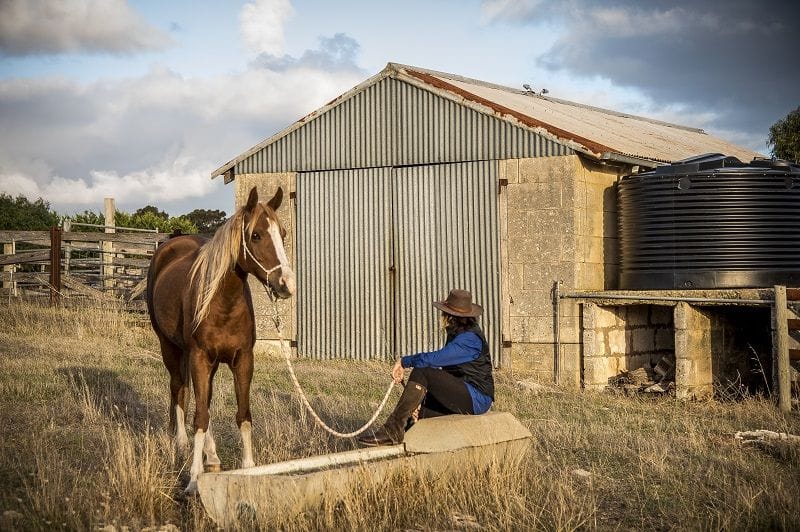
211, 62, 763, 390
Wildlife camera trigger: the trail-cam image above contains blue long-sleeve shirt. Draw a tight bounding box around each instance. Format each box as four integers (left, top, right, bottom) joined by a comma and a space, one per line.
400, 331, 493, 414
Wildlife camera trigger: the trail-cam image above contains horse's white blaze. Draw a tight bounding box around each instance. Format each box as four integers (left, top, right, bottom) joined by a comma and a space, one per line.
268, 221, 296, 294
240, 420, 255, 468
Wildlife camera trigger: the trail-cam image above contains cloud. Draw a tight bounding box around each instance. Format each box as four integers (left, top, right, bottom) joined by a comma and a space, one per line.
0, 41, 365, 214
482, 0, 800, 151
240, 0, 295, 56
0, 0, 172, 56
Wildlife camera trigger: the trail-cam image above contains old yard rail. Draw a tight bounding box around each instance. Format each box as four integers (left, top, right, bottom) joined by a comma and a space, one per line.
1, 227, 168, 305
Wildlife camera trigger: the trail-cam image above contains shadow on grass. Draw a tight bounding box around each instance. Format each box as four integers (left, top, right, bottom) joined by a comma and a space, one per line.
57, 366, 163, 433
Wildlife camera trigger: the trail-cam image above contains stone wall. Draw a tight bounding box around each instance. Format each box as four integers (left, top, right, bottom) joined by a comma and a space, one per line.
235, 173, 297, 356
500, 154, 623, 386
582, 304, 674, 390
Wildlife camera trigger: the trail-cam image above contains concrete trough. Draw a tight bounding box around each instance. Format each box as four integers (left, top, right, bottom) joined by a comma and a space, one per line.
197, 411, 532, 527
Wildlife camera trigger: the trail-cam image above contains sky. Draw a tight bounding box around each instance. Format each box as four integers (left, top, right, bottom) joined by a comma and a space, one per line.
0, 0, 797, 217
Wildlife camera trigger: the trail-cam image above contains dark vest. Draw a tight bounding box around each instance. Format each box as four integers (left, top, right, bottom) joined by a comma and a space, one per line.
442, 325, 495, 400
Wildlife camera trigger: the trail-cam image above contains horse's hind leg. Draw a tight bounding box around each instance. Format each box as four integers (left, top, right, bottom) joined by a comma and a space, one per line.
232, 349, 255, 468
158, 336, 189, 452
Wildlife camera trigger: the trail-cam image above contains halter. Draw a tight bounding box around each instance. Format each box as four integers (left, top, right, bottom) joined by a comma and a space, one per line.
241, 218, 283, 278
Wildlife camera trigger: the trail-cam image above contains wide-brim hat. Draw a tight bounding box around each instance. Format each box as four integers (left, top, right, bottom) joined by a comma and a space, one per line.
433, 289, 483, 318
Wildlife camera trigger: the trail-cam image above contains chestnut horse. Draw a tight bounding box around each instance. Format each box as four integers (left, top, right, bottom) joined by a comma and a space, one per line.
146, 186, 295, 495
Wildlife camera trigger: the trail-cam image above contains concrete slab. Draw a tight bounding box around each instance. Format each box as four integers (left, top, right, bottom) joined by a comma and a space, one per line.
197, 412, 532, 527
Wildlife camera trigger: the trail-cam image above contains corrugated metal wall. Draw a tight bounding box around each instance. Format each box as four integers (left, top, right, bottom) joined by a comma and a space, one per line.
296, 168, 395, 360
393, 161, 501, 364
297, 161, 501, 365
235, 77, 572, 175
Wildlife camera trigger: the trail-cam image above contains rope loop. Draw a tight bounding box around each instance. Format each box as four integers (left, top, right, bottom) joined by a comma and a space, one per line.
266, 288, 398, 438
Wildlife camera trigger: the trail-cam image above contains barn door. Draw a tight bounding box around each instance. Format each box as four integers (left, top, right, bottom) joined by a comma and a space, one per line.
393, 161, 501, 365
297, 161, 500, 364
296, 168, 395, 360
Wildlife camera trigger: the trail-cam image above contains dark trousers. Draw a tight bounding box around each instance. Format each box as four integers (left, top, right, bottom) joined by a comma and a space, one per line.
407, 366, 474, 418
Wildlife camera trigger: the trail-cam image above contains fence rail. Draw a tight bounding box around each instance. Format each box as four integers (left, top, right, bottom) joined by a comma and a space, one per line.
0, 226, 167, 306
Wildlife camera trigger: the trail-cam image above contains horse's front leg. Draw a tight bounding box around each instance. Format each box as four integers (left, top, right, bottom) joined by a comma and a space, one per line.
185, 349, 214, 496
232, 349, 255, 469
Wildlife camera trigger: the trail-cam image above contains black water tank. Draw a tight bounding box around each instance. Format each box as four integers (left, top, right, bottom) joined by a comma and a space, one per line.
618, 153, 800, 289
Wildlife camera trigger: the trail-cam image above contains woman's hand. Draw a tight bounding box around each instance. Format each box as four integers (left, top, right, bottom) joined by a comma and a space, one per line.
392, 359, 404, 384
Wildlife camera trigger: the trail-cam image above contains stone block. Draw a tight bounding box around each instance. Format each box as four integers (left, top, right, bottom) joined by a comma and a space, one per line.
650, 306, 673, 326
577, 262, 605, 290
558, 343, 581, 388
582, 329, 604, 358
583, 356, 619, 387
507, 262, 523, 291
560, 233, 578, 263
523, 262, 575, 292
532, 208, 566, 236
502, 159, 520, 184
510, 289, 553, 317
508, 343, 555, 375
582, 236, 605, 264
632, 328, 655, 353
675, 358, 695, 381
509, 182, 564, 210
655, 328, 675, 350
519, 155, 578, 185
608, 329, 627, 355
510, 316, 553, 343
626, 306, 650, 327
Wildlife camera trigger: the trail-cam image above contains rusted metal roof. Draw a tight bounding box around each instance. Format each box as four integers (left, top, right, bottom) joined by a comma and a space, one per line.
212, 63, 759, 178
396, 63, 759, 164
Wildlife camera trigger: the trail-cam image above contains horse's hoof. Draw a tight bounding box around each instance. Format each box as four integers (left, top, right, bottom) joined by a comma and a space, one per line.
183, 481, 199, 497
204, 463, 222, 473
242, 459, 255, 469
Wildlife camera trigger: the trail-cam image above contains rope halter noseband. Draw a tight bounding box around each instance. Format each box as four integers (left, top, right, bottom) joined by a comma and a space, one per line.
241, 217, 283, 279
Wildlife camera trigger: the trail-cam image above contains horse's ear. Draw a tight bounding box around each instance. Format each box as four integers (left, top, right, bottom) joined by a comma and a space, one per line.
245, 187, 259, 212
267, 187, 283, 211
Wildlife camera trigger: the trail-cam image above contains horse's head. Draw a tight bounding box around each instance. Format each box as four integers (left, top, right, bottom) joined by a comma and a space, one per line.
240, 186, 296, 299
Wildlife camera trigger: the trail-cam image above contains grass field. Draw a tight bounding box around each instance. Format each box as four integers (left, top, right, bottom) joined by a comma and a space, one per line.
1, 300, 799, 531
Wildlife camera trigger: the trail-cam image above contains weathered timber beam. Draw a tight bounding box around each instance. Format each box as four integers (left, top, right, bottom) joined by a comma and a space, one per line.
0, 250, 50, 265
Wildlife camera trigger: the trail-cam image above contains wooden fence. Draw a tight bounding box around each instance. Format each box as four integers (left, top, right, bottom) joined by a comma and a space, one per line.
0, 226, 168, 307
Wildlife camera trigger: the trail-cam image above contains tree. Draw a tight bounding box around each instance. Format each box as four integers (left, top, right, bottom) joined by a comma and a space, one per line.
183, 208, 228, 234
68, 208, 198, 234
0, 194, 60, 230
768, 107, 800, 162
134, 205, 168, 219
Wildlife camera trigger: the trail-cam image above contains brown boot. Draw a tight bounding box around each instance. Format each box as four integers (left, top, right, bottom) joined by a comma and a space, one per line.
357, 382, 427, 446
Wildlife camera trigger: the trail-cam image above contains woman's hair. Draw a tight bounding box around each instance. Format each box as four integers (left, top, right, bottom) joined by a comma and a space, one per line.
441, 312, 477, 334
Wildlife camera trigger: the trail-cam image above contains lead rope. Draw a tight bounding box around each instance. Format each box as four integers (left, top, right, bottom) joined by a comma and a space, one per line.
242, 221, 398, 438
267, 295, 398, 438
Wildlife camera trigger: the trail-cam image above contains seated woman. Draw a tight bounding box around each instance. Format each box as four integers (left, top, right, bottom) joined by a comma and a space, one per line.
358, 289, 494, 446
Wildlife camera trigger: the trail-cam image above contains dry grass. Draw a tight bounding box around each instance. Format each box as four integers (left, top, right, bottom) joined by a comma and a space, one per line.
1, 300, 799, 531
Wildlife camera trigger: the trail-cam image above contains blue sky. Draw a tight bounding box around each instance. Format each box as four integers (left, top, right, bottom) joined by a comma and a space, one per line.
1, 0, 796, 217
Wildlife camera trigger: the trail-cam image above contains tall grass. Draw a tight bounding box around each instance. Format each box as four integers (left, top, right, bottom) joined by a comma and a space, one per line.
0, 300, 798, 530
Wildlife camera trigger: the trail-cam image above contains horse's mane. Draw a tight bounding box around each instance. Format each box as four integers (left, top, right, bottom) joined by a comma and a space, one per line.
189, 204, 262, 331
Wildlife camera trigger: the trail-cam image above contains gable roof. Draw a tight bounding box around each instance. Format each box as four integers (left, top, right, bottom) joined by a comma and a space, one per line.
212, 63, 759, 179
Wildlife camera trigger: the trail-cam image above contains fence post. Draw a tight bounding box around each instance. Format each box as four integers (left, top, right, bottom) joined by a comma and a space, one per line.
2, 241, 16, 297
103, 198, 115, 292
773, 285, 791, 413
62, 219, 71, 274
50, 226, 62, 307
